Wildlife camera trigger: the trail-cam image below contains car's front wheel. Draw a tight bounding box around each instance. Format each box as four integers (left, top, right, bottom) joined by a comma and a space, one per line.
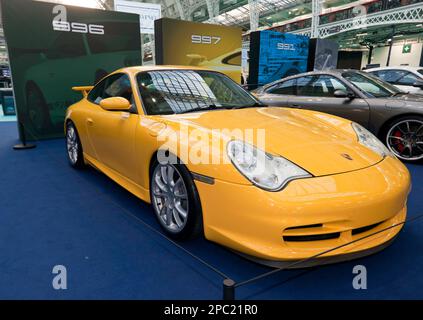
150, 161, 203, 239
66, 122, 85, 168
385, 116, 423, 162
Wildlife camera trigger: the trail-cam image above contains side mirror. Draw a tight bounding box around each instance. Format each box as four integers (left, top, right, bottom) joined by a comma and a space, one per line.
412, 80, 423, 88
334, 89, 355, 99
100, 97, 131, 111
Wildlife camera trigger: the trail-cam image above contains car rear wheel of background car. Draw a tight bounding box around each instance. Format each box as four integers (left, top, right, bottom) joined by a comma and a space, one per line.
66, 122, 85, 169
150, 161, 203, 240
385, 116, 423, 162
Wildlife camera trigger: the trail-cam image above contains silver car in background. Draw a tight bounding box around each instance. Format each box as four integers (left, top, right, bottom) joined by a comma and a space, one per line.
254, 69, 423, 162
366, 66, 423, 95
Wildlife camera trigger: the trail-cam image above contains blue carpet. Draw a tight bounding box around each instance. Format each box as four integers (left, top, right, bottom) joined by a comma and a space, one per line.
0, 121, 422, 299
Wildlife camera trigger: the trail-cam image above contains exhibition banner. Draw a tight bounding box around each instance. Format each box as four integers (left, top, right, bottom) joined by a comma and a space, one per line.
308, 38, 339, 71
114, 0, 161, 34
155, 18, 242, 83
248, 30, 309, 88
1, 0, 141, 139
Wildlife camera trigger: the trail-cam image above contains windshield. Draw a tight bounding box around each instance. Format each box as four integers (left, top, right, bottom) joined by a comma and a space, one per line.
342, 71, 402, 98
136, 70, 259, 115
417, 69, 423, 76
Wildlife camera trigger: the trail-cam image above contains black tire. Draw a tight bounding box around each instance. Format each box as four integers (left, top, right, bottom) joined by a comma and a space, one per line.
150, 159, 203, 240
25, 81, 53, 134
65, 121, 85, 169
383, 115, 423, 162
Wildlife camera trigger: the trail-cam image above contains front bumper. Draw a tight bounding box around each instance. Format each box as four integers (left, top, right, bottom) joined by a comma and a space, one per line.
195, 156, 410, 264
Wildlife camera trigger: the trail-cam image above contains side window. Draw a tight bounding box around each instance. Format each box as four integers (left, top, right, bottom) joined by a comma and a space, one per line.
87, 79, 106, 104
222, 52, 241, 66
376, 70, 405, 83
266, 79, 296, 95
397, 72, 419, 85
103, 74, 133, 101
296, 76, 315, 96
87, 73, 133, 105
329, 77, 348, 92
297, 75, 348, 97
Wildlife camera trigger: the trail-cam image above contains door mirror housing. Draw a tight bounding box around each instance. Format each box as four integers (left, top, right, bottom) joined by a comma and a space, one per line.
412, 80, 423, 88
334, 89, 355, 99
100, 97, 131, 111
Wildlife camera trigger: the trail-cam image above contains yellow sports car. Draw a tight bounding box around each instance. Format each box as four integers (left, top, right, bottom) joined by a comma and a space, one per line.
65, 66, 411, 267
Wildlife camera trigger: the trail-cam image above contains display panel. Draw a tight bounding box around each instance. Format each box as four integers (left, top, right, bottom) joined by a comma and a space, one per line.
308, 38, 339, 71
1, 0, 141, 139
154, 18, 242, 83
248, 30, 309, 88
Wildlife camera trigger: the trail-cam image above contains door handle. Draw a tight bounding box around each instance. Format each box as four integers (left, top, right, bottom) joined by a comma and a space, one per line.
86, 118, 94, 126
291, 104, 302, 108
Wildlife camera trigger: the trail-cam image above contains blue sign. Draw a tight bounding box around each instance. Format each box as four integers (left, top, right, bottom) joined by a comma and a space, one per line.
257, 31, 309, 86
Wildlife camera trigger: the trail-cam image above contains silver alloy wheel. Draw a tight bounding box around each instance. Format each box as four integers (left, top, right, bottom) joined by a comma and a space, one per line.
151, 164, 189, 233
66, 125, 78, 164
386, 119, 423, 161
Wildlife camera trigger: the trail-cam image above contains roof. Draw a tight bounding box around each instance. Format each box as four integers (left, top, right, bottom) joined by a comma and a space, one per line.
366, 66, 423, 72
261, 69, 360, 89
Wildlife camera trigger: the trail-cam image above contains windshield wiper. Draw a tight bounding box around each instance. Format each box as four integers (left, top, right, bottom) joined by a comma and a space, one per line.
230, 102, 268, 109
177, 102, 266, 114
391, 92, 406, 97
178, 104, 227, 114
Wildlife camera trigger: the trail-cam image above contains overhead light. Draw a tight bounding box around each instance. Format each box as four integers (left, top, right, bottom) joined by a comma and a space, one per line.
416, 24, 422, 27
266, 16, 272, 20
393, 34, 403, 38
356, 32, 368, 36
387, 38, 392, 42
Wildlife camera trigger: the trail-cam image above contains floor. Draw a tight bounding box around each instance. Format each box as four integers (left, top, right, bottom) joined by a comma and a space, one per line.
0, 121, 422, 299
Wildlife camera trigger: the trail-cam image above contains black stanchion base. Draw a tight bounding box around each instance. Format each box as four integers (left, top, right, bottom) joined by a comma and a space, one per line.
13, 143, 36, 150
223, 279, 236, 300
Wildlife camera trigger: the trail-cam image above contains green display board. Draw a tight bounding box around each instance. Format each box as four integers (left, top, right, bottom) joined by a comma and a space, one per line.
1, 0, 141, 139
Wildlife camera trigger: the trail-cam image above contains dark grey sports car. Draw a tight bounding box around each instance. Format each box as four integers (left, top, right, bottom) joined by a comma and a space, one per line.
254, 69, 423, 162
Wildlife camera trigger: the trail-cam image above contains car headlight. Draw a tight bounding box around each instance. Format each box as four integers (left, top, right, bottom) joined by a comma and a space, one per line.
352, 122, 392, 157
227, 140, 312, 191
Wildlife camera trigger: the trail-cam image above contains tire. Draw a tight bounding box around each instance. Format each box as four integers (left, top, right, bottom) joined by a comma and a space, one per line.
384, 115, 423, 162
150, 160, 203, 240
25, 81, 53, 134
66, 121, 85, 169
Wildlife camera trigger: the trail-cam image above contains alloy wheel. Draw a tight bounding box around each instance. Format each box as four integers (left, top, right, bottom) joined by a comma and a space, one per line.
151, 164, 189, 233
386, 119, 423, 161
66, 125, 79, 165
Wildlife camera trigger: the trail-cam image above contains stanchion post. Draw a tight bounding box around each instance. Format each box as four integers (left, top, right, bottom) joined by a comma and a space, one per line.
13, 121, 36, 150
223, 278, 235, 300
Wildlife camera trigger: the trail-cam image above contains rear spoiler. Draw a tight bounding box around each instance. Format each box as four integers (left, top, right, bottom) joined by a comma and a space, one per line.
72, 86, 94, 98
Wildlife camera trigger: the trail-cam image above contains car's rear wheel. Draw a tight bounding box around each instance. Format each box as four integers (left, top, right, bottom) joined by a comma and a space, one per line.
150, 161, 203, 239
385, 116, 423, 162
66, 122, 85, 168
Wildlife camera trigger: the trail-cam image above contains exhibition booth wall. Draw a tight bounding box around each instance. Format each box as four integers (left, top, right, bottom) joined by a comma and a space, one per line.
361, 40, 423, 68
1, 0, 141, 140
154, 18, 242, 83
248, 30, 309, 89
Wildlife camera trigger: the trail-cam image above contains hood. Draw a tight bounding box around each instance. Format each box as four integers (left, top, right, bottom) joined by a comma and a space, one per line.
378, 93, 423, 109
388, 93, 423, 103
162, 107, 383, 177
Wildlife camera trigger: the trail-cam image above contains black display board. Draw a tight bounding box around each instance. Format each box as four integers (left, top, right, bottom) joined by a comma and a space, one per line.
337, 51, 363, 70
